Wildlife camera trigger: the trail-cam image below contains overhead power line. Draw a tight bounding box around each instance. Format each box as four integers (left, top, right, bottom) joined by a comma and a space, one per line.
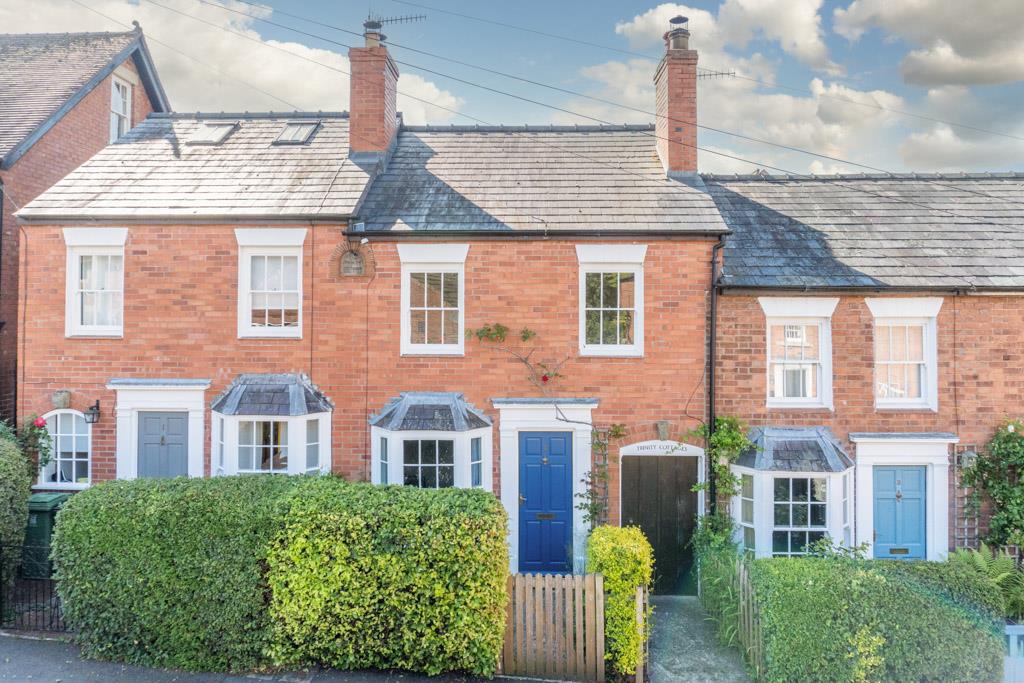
390, 0, 1024, 143
64, 0, 1004, 288
183, 0, 1024, 210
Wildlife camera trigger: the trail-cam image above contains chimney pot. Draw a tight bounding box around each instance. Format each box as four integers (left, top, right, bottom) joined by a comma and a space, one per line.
666, 15, 690, 50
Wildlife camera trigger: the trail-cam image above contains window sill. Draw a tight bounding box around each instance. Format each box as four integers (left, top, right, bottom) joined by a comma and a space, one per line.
579, 346, 644, 358
33, 482, 89, 491
238, 331, 303, 340
766, 402, 833, 412
875, 403, 938, 413
400, 347, 465, 357
66, 332, 123, 339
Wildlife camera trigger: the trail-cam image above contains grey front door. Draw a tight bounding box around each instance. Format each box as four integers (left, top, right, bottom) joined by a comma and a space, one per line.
138, 412, 188, 478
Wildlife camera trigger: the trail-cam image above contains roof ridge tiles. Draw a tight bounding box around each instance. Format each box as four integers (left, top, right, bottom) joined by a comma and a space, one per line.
402, 123, 656, 133
152, 111, 350, 120
702, 171, 1024, 181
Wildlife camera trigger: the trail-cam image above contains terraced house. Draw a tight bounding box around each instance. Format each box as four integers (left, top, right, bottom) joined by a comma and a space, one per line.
0, 26, 169, 421
16, 20, 718, 591
13, 18, 1024, 586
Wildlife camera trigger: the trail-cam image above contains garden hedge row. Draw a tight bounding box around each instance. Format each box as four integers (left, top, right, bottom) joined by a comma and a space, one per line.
750, 557, 1005, 683
0, 437, 31, 589
51, 476, 508, 675
587, 525, 653, 676
266, 477, 508, 675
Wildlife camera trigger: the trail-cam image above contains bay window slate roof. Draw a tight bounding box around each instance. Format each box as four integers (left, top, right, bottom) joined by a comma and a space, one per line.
211, 374, 332, 417
356, 126, 727, 233
737, 427, 853, 473
0, 28, 169, 168
707, 174, 1024, 290
370, 392, 491, 431
16, 113, 374, 221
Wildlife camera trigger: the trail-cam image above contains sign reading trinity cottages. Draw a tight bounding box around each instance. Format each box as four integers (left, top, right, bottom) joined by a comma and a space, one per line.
619, 440, 703, 457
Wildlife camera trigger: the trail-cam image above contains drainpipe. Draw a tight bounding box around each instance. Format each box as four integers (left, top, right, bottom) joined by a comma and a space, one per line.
707, 236, 725, 514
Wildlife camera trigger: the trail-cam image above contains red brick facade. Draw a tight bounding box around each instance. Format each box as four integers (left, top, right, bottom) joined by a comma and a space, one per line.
1, 57, 153, 421
18, 227, 715, 524
348, 44, 399, 155
715, 292, 1024, 549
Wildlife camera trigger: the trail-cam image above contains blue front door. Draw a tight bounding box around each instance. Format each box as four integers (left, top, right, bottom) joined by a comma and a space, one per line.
873, 466, 926, 559
519, 432, 573, 574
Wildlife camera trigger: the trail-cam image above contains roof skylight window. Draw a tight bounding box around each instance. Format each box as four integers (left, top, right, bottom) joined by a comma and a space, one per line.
275, 120, 319, 145
187, 121, 238, 145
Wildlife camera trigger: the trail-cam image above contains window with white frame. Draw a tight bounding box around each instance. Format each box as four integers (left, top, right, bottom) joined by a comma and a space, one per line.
866, 298, 941, 411
576, 245, 646, 356
397, 244, 468, 355
403, 439, 455, 488
63, 228, 127, 337
235, 229, 306, 338
841, 471, 852, 546
40, 410, 90, 488
305, 419, 320, 474
379, 436, 389, 484
739, 473, 755, 554
215, 415, 225, 475
758, 298, 838, 409
772, 477, 828, 556
471, 437, 483, 488
110, 77, 131, 142
188, 121, 237, 145
238, 420, 288, 473
274, 120, 319, 144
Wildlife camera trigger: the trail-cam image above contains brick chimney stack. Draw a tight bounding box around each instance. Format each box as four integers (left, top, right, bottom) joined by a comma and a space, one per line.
348, 20, 399, 159
654, 16, 698, 175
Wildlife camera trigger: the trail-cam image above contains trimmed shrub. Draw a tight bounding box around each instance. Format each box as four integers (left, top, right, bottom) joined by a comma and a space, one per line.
0, 437, 31, 588
586, 525, 654, 677
751, 557, 1005, 683
52, 476, 303, 670
267, 479, 508, 676
878, 558, 1004, 619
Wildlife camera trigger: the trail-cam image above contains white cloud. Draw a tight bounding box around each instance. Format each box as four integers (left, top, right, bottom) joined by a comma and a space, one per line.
0, 0, 461, 123
615, 1, 840, 74
834, 0, 1024, 86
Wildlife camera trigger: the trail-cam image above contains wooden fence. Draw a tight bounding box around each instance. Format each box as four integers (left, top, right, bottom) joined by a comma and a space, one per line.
736, 560, 765, 679
502, 573, 606, 683
1005, 624, 1024, 683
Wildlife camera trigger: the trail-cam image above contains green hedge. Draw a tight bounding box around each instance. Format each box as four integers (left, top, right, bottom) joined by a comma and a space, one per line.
52, 476, 303, 670
587, 525, 654, 677
876, 558, 1004, 619
0, 437, 31, 589
266, 479, 508, 676
692, 514, 741, 646
751, 558, 1005, 683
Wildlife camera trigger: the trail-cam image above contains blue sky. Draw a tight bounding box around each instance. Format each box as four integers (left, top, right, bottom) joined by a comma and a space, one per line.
3, 0, 1022, 173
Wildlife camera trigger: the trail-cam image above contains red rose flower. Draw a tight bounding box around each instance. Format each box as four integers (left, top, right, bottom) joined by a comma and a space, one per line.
541, 375, 550, 383
33, 416, 46, 428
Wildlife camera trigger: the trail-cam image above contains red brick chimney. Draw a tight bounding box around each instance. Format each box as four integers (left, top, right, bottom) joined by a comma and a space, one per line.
654, 16, 698, 175
348, 21, 399, 159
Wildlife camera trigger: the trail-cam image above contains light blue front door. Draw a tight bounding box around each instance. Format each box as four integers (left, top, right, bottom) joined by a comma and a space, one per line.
873, 466, 926, 559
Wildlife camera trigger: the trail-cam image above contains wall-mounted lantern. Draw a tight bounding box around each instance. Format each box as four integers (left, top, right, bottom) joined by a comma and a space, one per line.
84, 400, 101, 425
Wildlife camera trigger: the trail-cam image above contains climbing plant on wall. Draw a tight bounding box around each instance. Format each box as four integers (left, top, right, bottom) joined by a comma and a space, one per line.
467, 322, 625, 529
963, 419, 1024, 548
688, 415, 754, 503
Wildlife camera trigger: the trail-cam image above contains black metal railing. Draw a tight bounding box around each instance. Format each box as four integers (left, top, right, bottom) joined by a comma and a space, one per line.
0, 544, 67, 632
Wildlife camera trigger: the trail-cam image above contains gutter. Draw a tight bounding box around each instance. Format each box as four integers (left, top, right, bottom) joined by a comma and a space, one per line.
707, 236, 725, 513
347, 229, 729, 240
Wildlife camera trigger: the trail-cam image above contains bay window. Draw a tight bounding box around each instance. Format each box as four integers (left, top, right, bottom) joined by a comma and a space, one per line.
371, 392, 492, 491
866, 298, 941, 411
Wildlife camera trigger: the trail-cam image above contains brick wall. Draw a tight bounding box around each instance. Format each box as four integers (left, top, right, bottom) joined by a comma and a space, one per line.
348, 46, 398, 154
1, 56, 153, 422
715, 292, 1024, 546
654, 46, 698, 174
18, 227, 714, 523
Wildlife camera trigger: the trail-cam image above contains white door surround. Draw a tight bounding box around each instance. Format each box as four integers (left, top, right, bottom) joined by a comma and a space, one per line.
106, 379, 210, 480
850, 432, 957, 561
618, 439, 706, 517
493, 398, 597, 574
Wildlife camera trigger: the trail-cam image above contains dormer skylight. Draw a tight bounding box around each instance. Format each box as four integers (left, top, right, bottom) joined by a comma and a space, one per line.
187, 121, 238, 145
275, 120, 319, 145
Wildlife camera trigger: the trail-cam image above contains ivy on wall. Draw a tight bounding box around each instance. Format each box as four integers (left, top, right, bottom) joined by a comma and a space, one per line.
963, 419, 1024, 548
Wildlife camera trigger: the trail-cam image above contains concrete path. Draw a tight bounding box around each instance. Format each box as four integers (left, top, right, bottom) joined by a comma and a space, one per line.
648, 596, 751, 683
0, 634, 507, 683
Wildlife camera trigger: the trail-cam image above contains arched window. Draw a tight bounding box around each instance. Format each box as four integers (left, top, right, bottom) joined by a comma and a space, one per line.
40, 410, 91, 489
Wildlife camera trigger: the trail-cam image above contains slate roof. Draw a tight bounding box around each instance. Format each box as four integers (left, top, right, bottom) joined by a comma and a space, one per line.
16, 113, 375, 221
211, 373, 333, 417
737, 427, 853, 473
707, 174, 1024, 290
356, 125, 728, 233
0, 27, 169, 168
370, 392, 491, 431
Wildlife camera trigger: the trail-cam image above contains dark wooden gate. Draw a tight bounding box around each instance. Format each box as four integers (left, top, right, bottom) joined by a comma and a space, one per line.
621, 455, 698, 594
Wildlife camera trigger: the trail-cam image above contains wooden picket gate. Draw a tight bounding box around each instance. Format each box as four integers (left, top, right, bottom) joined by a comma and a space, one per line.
501, 573, 606, 682
737, 560, 765, 680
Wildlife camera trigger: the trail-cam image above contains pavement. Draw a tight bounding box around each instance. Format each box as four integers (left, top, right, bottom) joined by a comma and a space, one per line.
648, 596, 751, 683
1, 597, 749, 683
0, 634, 509, 683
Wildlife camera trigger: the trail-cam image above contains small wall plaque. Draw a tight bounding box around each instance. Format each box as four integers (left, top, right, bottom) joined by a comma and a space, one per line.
51, 390, 71, 410
341, 250, 365, 276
